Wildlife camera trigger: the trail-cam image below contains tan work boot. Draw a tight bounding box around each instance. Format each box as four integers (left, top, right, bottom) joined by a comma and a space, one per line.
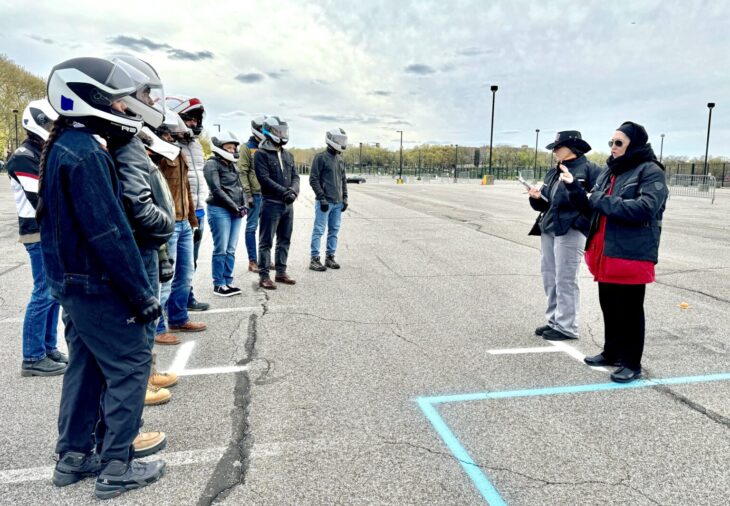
149, 369, 178, 389
145, 384, 171, 406
133, 431, 167, 458
154, 333, 180, 345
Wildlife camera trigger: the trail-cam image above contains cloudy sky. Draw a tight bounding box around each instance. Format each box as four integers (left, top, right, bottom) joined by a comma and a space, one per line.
1, 0, 728, 156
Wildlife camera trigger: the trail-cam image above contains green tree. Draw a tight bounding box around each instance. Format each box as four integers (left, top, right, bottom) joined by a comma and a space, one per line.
0, 55, 46, 158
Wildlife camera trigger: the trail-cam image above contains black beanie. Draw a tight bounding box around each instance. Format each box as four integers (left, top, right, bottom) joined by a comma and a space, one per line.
617, 121, 648, 148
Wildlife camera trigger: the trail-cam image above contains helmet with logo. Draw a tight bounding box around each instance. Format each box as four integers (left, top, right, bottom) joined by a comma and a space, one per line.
262, 116, 289, 146
111, 55, 165, 128
22, 98, 58, 142
166, 95, 205, 136
210, 130, 241, 163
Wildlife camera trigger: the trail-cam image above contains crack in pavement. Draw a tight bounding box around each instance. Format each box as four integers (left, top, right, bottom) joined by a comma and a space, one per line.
197, 293, 268, 505
0, 263, 24, 278
652, 383, 730, 429
654, 280, 730, 305
268, 310, 396, 326
375, 254, 403, 278
390, 325, 429, 357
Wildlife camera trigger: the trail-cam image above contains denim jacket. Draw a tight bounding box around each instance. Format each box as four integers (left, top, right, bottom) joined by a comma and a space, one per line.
38, 128, 154, 305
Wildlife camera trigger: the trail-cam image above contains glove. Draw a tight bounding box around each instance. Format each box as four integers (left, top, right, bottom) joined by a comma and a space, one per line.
238, 206, 248, 218
159, 256, 175, 283
341, 200, 348, 212
319, 200, 330, 212
193, 227, 202, 243
247, 197, 254, 207
283, 190, 297, 205
133, 296, 162, 324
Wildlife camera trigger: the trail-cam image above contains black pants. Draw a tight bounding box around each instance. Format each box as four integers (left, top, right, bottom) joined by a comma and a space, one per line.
598, 282, 646, 369
257, 200, 293, 279
55, 291, 151, 462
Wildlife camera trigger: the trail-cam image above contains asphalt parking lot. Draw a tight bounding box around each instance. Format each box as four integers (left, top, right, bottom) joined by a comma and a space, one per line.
0, 177, 728, 505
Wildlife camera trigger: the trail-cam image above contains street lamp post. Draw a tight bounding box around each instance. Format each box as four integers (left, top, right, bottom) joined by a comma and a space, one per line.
703, 103, 715, 176
659, 133, 665, 163
534, 129, 540, 172
12, 109, 19, 151
487, 85, 498, 177
213, 123, 221, 132
359, 142, 363, 173
454, 144, 458, 182
396, 130, 403, 180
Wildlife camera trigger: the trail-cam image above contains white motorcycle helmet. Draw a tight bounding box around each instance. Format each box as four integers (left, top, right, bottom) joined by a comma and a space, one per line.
140, 126, 180, 161
166, 95, 205, 136
47, 56, 146, 138
251, 116, 267, 142
325, 127, 347, 152
22, 98, 58, 142
211, 130, 241, 162
111, 56, 165, 128
262, 116, 289, 146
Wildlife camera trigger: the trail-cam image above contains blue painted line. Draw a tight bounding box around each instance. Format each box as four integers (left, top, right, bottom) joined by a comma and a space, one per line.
416, 398, 507, 506
416, 372, 730, 505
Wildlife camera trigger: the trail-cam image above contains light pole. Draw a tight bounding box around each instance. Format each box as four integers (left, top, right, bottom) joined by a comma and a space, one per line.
659, 133, 665, 163
396, 130, 403, 180
359, 142, 363, 173
703, 103, 715, 176
454, 144, 459, 182
488, 85, 498, 176
534, 128, 540, 171
12, 109, 19, 150
213, 123, 221, 133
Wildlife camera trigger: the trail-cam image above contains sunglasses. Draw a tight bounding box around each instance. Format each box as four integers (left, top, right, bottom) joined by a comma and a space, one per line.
608, 139, 624, 148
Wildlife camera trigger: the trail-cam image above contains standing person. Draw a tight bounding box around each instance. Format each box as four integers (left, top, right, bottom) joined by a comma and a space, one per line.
254, 116, 299, 289
154, 112, 207, 345
41, 57, 165, 498
309, 128, 349, 271
562, 121, 668, 383
240, 116, 266, 272
7, 99, 66, 377
528, 131, 599, 341
166, 95, 210, 312
204, 131, 247, 296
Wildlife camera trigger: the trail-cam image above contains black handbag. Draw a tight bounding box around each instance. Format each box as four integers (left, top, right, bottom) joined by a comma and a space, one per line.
528, 213, 543, 236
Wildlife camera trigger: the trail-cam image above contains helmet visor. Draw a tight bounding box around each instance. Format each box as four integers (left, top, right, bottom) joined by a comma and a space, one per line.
329, 133, 347, 149
105, 60, 150, 94
268, 122, 289, 142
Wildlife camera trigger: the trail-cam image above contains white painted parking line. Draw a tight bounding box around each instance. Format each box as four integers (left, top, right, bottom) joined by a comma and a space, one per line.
0, 447, 227, 485
201, 306, 260, 314
547, 340, 609, 372
488, 346, 563, 355
168, 341, 196, 373
177, 365, 250, 376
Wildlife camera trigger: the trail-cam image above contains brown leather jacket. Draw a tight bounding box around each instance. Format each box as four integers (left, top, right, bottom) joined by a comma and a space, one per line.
159, 154, 198, 228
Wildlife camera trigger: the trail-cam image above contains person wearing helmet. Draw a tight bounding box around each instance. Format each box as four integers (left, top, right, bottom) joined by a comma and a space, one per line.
40, 57, 165, 498
6, 99, 66, 378
240, 116, 266, 273
153, 111, 207, 343
166, 95, 209, 312
309, 128, 349, 271
204, 130, 247, 296
254, 116, 299, 289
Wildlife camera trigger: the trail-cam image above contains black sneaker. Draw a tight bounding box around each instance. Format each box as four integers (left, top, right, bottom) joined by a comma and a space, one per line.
53, 451, 103, 487
325, 256, 340, 269
21, 356, 66, 377
534, 325, 551, 336
95, 459, 165, 500
226, 285, 242, 296
47, 350, 69, 364
309, 256, 326, 271
187, 299, 210, 311
213, 285, 235, 297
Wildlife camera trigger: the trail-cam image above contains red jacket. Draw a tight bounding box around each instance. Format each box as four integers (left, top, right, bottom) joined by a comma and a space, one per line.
584, 176, 655, 284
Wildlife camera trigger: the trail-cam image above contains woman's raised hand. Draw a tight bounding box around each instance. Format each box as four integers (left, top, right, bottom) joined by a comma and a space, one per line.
558, 164, 574, 184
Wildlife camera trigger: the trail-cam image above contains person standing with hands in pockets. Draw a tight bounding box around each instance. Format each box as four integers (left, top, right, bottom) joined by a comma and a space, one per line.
560, 122, 668, 383
528, 131, 599, 342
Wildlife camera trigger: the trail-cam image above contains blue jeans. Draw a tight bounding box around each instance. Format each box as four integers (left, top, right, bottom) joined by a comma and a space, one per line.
245, 194, 262, 262
156, 221, 194, 333
188, 209, 205, 306
23, 242, 61, 361
310, 202, 343, 258
208, 204, 242, 287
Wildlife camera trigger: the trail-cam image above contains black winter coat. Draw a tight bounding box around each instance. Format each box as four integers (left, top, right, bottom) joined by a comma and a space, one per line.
309, 148, 348, 203
254, 140, 300, 204
204, 155, 246, 214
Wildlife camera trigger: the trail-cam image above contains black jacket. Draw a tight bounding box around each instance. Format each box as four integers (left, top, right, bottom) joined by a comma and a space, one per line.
110, 136, 174, 248
566, 147, 668, 263
529, 155, 600, 236
254, 140, 300, 203
6, 138, 43, 242
309, 147, 348, 203
204, 155, 247, 213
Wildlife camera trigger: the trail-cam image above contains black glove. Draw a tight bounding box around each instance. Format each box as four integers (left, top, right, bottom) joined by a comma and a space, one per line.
193, 227, 202, 243
237, 206, 248, 218
283, 190, 297, 205
320, 199, 330, 212
133, 296, 162, 324
159, 256, 175, 283
341, 200, 348, 212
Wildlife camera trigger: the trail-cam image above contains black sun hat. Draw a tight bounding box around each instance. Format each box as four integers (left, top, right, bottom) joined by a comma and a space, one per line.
545, 130, 592, 154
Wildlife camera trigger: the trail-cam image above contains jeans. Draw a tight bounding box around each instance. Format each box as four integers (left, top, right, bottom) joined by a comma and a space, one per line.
310, 202, 343, 258
188, 209, 205, 306
207, 204, 242, 287
258, 200, 293, 279
22, 242, 60, 362
540, 229, 585, 338
245, 194, 262, 262
139, 247, 159, 349
156, 220, 194, 333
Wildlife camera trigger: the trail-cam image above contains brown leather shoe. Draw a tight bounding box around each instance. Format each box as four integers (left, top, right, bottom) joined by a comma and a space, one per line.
248, 260, 259, 273
274, 274, 296, 285
154, 333, 180, 346
259, 278, 277, 290
169, 321, 207, 332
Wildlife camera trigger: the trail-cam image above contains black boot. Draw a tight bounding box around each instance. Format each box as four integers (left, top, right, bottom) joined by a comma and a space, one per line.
309, 256, 326, 272
95, 459, 166, 499
53, 451, 103, 487
325, 255, 340, 269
